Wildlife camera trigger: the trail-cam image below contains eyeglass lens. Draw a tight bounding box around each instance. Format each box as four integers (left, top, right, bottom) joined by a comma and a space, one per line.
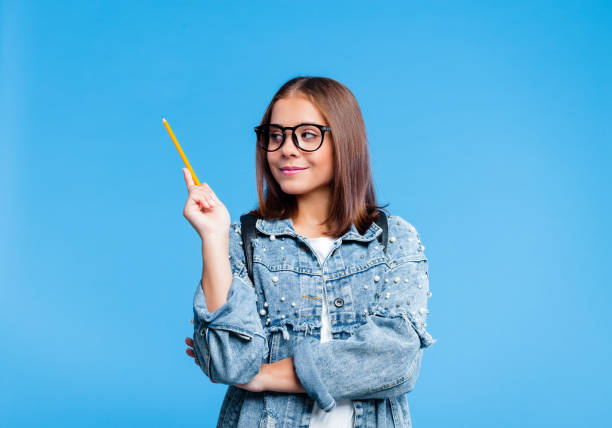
260, 125, 324, 151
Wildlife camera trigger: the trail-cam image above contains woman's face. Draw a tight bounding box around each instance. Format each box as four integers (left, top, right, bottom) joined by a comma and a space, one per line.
267, 96, 334, 197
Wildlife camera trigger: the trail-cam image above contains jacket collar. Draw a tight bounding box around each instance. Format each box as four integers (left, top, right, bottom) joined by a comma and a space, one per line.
255, 216, 382, 243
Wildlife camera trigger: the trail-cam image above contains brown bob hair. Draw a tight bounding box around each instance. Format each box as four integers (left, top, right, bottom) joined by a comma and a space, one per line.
248, 76, 389, 238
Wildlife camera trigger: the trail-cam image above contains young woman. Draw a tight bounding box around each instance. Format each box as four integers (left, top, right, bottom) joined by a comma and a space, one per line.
183, 76, 436, 427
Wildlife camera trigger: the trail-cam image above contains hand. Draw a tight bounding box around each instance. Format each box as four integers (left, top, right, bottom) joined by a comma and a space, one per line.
182, 168, 230, 240
184, 336, 200, 367
234, 365, 267, 393
185, 336, 217, 383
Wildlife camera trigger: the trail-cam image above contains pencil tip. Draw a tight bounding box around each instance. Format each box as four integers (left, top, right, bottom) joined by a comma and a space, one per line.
162, 117, 166, 122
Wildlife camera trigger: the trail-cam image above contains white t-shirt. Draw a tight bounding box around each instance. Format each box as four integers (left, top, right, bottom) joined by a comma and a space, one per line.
306, 236, 355, 428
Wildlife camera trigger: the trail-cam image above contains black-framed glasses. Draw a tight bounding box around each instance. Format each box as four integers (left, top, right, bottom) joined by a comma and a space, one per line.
254, 122, 331, 152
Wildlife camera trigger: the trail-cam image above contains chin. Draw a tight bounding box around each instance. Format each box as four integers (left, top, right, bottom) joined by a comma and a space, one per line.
278, 181, 310, 195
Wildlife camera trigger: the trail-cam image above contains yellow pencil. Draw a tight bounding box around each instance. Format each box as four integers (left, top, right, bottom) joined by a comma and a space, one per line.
162, 117, 201, 185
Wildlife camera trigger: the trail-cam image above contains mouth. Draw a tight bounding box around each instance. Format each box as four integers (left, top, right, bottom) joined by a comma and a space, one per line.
280, 167, 308, 176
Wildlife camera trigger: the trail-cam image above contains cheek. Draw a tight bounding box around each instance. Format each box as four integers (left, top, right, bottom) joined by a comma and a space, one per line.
309, 153, 334, 182
319, 148, 334, 173
267, 153, 279, 172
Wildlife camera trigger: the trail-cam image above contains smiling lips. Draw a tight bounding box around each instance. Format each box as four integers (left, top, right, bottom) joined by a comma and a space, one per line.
280, 166, 307, 175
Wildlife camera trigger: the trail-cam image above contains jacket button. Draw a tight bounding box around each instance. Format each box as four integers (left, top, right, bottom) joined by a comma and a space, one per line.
334, 298, 344, 308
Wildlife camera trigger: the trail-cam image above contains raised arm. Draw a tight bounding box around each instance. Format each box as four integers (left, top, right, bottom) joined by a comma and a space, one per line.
182, 168, 268, 385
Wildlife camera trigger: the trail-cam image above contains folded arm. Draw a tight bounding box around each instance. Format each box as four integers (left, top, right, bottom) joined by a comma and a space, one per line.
291, 224, 436, 411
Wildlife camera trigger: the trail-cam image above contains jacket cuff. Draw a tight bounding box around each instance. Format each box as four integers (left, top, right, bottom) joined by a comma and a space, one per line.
293, 337, 336, 412
193, 276, 264, 339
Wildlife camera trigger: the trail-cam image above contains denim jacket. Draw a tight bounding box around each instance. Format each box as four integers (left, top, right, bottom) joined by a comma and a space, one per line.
192, 212, 437, 427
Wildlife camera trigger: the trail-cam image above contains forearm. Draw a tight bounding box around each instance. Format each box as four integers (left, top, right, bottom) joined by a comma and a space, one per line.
200, 233, 232, 313
262, 357, 306, 394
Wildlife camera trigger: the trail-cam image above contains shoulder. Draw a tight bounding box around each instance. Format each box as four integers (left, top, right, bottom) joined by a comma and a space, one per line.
385, 213, 421, 239
384, 213, 426, 260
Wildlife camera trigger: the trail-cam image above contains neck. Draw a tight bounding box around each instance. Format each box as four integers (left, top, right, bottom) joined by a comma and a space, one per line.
291, 185, 333, 238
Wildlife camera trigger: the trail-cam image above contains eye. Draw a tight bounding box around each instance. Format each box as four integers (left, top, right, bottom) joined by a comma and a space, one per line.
298, 127, 321, 141
269, 131, 283, 141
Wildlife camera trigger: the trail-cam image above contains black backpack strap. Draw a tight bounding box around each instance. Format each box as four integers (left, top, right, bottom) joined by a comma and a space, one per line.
374, 209, 389, 256
239, 212, 258, 285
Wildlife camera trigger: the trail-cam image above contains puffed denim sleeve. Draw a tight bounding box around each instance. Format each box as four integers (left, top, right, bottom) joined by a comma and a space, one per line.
292, 217, 436, 411
192, 221, 269, 385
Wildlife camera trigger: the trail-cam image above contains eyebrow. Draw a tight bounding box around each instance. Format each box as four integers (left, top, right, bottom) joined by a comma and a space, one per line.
268, 122, 327, 127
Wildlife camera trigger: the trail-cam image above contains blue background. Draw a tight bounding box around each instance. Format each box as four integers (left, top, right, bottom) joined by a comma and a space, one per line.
2, 1, 610, 427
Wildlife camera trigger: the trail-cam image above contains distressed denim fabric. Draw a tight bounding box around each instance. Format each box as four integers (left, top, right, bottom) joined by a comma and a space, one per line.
192, 212, 437, 427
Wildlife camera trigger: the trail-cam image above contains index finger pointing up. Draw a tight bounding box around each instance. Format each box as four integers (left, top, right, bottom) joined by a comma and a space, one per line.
183, 167, 196, 189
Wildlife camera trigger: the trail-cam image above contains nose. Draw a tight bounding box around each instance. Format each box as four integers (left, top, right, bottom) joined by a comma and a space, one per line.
279, 130, 300, 156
